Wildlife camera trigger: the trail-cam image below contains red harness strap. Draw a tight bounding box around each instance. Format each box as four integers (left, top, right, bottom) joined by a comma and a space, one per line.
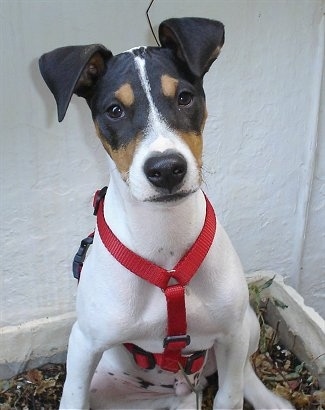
94, 188, 217, 374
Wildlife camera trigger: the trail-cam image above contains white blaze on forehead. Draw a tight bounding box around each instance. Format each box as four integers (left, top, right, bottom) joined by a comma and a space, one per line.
126, 51, 202, 202
133, 56, 178, 151
126, 46, 147, 53
132, 53, 184, 153
133, 55, 159, 119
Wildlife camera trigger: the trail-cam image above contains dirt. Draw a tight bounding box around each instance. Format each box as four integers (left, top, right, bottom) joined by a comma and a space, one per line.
0, 341, 324, 409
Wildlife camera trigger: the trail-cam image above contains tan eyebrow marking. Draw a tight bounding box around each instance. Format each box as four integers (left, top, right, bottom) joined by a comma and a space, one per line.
115, 83, 135, 107
161, 74, 179, 98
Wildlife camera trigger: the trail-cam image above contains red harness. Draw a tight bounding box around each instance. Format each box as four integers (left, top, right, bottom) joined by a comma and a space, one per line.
74, 187, 217, 375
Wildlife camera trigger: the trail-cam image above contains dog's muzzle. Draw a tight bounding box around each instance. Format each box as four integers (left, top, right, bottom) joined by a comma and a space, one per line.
143, 150, 187, 193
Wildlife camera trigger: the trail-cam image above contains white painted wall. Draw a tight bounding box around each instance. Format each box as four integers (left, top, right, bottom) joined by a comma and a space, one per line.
1, 0, 324, 376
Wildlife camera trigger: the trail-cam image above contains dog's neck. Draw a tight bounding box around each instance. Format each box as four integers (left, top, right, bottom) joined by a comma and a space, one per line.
103, 167, 207, 270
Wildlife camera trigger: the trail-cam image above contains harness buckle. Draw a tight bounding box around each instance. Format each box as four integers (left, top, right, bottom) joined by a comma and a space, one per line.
93, 186, 108, 216
72, 234, 94, 280
163, 334, 191, 349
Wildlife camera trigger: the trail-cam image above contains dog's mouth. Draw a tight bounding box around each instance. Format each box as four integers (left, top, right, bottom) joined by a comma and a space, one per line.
145, 189, 197, 203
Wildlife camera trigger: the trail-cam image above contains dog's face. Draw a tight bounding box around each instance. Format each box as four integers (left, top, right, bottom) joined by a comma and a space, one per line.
39, 18, 224, 202
92, 47, 207, 202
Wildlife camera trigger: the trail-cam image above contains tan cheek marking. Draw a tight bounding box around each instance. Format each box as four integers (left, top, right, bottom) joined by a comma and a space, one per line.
95, 123, 140, 179
161, 74, 179, 98
115, 83, 135, 107
178, 131, 203, 169
178, 104, 207, 167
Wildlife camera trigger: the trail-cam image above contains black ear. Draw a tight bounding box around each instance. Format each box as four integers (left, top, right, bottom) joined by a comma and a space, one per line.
159, 17, 224, 78
39, 44, 112, 122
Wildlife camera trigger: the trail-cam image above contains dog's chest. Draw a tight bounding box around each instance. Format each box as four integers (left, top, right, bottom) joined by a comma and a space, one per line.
78, 245, 220, 351
144, 289, 218, 352
76, 190, 222, 352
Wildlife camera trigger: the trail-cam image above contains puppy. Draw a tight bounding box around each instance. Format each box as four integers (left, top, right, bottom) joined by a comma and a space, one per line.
39, 17, 294, 410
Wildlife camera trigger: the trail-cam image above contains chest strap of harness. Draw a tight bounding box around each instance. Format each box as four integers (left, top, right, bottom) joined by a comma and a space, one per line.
73, 187, 217, 374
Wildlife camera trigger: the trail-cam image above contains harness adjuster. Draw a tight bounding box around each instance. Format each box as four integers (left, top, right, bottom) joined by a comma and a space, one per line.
93, 186, 108, 216
163, 334, 191, 349
72, 234, 94, 280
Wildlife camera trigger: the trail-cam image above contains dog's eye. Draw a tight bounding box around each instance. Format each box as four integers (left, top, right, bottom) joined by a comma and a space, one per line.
178, 91, 193, 106
107, 104, 125, 119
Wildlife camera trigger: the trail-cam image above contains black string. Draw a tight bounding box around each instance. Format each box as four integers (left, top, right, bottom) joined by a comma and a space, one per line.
146, 0, 160, 46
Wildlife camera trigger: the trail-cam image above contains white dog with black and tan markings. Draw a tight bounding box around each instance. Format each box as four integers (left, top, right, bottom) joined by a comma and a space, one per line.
39, 17, 294, 410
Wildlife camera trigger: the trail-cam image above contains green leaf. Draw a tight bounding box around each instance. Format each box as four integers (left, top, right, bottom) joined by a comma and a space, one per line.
260, 275, 276, 290
273, 297, 288, 309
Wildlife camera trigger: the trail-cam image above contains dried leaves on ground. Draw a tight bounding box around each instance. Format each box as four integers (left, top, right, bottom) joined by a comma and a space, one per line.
1, 341, 323, 409
201, 339, 324, 410
0, 364, 65, 409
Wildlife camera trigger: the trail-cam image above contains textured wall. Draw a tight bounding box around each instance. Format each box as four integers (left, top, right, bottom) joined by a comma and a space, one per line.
0, 0, 324, 338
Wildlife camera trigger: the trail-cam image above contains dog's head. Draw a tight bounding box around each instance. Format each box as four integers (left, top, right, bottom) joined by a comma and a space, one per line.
39, 18, 224, 202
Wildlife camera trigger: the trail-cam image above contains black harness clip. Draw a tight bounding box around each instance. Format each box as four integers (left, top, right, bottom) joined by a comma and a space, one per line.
72, 234, 94, 280
93, 186, 108, 216
72, 186, 108, 280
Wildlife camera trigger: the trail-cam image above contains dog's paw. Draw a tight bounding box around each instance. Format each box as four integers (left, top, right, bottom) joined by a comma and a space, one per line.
249, 389, 294, 410
60, 396, 90, 410
259, 394, 294, 410
213, 391, 243, 409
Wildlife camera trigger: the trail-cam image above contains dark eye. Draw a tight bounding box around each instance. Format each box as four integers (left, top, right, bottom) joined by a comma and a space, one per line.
107, 104, 124, 119
178, 91, 193, 106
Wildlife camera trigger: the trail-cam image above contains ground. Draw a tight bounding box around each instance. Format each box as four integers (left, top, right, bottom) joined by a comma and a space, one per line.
0, 338, 323, 409
1, 279, 324, 409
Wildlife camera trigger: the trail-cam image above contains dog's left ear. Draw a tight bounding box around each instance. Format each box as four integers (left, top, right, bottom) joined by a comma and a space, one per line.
159, 17, 224, 78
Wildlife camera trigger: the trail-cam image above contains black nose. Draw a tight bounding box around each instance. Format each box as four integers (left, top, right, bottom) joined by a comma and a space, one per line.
143, 151, 187, 193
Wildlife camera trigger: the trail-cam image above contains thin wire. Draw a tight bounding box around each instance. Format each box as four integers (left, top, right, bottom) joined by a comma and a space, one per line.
146, 0, 160, 46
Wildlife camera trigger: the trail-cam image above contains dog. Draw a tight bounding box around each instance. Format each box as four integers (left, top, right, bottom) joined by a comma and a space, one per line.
39, 17, 294, 410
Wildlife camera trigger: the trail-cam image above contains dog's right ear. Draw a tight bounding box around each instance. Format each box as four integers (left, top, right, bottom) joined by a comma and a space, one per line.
39, 45, 112, 122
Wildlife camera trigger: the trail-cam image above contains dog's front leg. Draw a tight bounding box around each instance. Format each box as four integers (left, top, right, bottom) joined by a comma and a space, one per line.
60, 322, 103, 410
213, 323, 250, 409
